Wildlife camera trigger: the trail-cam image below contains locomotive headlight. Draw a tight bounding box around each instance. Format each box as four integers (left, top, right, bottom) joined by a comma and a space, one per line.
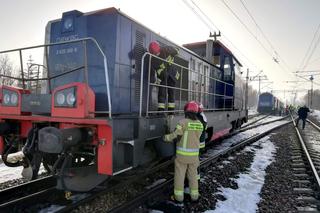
2, 89, 18, 106
56, 93, 65, 105
66, 93, 76, 106
54, 87, 76, 108
3, 94, 10, 105
10, 93, 18, 105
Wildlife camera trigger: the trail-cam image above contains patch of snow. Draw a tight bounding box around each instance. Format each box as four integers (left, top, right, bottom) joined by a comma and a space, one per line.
0, 163, 46, 183
222, 160, 230, 165
311, 110, 320, 122
227, 156, 235, 160
205, 137, 276, 213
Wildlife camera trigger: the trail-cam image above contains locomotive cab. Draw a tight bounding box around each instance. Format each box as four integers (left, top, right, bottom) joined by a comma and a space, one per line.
183, 39, 243, 110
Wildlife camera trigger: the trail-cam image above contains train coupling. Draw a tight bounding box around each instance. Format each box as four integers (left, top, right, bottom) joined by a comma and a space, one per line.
38, 127, 93, 153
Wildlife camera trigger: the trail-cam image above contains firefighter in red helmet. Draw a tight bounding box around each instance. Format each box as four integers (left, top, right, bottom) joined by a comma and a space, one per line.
148, 41, 180, 112
164, 101, 203, 203
149, 41, 161, 56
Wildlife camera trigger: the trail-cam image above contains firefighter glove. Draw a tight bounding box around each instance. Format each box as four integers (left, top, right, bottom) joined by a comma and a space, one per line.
155, 76, 161, 85
163, 134, 171, 142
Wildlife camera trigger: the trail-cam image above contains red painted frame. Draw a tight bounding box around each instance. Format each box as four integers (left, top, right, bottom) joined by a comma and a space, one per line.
51, 82, 95, 118
0, 83, 113, 175
0, 86, 30, 115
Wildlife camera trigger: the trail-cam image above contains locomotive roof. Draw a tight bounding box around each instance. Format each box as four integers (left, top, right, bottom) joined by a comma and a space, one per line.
183, 41, 242, 66
48, 7, 234, 71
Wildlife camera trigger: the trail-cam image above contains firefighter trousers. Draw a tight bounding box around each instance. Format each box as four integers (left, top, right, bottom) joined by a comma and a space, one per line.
174, 157, 199, 202
158, 75, 176, 110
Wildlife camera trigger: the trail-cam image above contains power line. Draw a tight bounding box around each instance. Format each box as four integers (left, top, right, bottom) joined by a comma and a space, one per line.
302, 32, 320, 70
220, 0, 274, 57
299, 22, 320, 70
183, 0, 261, 70
221, 0, 297, 79
239, 0, 292, 72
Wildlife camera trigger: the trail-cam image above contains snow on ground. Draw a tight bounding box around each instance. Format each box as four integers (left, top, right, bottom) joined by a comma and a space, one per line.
205, 136, 276, 213
311, 109, 320, 122
205, 119, 286, 165
0, 164, 26, 183
248, 109, 258, 116
0, 162, 46, 183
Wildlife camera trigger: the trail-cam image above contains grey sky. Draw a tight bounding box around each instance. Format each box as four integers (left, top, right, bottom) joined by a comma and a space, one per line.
1, 0, 320, 103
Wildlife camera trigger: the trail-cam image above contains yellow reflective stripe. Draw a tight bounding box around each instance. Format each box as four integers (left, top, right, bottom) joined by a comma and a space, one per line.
168, 102, 175, 108
176, 150, 199, 156
190, 189, 199, 196
199, 142, 205, 149
188, 122, 203, 131
176, 124, 182, 130
167, 55, 174, 65
158, 103, 165, 109
175, 71, 180, 80
174, 189, 184, 196
157, 63, 165, 75
197, 174, 200, 180
182, 131, 188, 148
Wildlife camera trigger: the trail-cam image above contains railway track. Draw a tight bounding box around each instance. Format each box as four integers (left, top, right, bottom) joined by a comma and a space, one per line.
0, 115, 289, 212
0, 157, 174, 212
108, 118, 292, 212
289, 117, 320, 212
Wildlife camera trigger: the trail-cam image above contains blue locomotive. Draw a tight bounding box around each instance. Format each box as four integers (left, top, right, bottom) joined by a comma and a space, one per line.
258, 92, 283, 115
0, 7, 247, 191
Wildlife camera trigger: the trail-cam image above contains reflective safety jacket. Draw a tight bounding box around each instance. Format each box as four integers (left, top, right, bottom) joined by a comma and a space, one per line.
164, 118, 203, 162
152, 46, 180, 81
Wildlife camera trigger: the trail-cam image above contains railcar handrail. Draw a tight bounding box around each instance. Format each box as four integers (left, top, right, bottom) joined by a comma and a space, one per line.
0, 37, 112, 118
139, 52, 235, 117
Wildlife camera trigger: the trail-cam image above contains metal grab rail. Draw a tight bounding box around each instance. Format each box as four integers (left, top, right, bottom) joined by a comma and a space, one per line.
0, 37, 112, 118
139, 52, 235, 117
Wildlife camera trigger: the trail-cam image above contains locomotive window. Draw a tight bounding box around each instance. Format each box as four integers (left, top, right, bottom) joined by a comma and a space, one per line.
224, 56, 231, 76
223, 56, 234, 81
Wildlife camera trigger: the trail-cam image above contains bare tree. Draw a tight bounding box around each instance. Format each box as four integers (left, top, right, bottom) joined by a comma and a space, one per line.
0, 55, 15, 86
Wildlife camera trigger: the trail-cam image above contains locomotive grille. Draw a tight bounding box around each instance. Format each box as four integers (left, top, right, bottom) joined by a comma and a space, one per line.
134, 30, 146, 104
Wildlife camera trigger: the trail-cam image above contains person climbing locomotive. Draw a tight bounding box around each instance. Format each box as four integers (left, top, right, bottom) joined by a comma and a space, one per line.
163, 101, 203, 203
148, 41, 180, 111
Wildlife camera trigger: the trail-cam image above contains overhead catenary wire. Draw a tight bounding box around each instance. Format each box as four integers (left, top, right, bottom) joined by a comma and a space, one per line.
301, 32, 320, 71
221, 0, 295, 78
239, 0, 292, 72
183, 0, 261, 72
298, 22, 320, 71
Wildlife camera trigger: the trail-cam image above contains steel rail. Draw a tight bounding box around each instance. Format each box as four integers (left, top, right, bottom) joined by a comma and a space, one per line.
291, 115, 320, 190
241, 114, 270, 128
0, 176, 56, 211
108, 119, 292, 213
52, 159, 174, 213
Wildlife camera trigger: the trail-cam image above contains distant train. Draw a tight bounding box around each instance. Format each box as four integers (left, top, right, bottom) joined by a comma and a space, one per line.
257, 92, 284, 115
0, 7, 247, 192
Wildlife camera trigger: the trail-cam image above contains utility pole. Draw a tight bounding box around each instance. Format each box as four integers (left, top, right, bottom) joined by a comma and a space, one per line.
310, 75, 314, 108
209, 31, 221, 41
245, 68, 249, 118
250, 71, 268, 95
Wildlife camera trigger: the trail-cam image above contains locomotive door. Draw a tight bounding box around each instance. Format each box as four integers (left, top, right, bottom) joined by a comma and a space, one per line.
188, 58, 203, 102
